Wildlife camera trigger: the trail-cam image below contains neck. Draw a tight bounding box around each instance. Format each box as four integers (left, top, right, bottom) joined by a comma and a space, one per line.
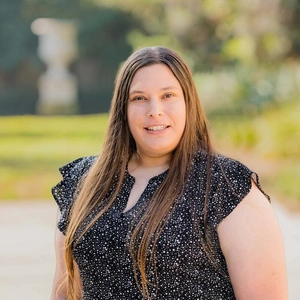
128, 153, 171, 175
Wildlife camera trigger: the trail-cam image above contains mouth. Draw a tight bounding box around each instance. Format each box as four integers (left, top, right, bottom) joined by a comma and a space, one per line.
145, 125, 170, 131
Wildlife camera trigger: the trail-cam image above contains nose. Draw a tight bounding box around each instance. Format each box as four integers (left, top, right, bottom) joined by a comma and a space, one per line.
147, 98, 164, 117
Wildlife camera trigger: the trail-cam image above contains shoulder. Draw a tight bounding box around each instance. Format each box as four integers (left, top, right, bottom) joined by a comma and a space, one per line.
193, 151, 267, 195
192, 151, 252, 185
191, 151, 270, 226
51, 156, 97, 234
212, 153, 269, 201
52, 155, 97, 201
58, 156, 97, 179
213, 154, 253, 194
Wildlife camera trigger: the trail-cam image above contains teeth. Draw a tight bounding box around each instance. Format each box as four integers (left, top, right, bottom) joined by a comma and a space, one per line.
147, 125, 167, 131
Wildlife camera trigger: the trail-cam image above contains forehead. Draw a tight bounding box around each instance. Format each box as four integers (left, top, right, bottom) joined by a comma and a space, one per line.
130, 64, 181, 91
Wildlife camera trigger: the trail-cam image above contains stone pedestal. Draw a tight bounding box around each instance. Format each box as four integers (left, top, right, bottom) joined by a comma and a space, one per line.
31, 18, 79, 115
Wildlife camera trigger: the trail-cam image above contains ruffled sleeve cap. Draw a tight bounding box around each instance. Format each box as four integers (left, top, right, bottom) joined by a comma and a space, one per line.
51, 156, 97, 235
207, 154, 270, 228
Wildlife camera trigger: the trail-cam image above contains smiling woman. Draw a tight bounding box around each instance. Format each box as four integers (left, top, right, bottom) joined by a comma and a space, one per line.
50, 46, 288, 300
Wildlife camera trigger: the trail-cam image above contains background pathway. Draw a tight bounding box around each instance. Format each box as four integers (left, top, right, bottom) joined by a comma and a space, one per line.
0, 200, 299, 300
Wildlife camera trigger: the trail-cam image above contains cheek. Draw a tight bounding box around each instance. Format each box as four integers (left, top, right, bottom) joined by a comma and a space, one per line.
127, 104, 141, 124
127, 107, 135, 129
127, 112, 142, 137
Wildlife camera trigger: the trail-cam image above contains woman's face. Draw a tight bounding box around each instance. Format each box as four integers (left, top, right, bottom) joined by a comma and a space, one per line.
127, 63, 186, 160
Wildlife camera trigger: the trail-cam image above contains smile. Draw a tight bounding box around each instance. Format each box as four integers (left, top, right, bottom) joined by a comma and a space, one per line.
145, 125, 169, 131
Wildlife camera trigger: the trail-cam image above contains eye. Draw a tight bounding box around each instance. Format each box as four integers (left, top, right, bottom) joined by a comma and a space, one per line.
163, 93, 175, 99
132, 95, 146, 101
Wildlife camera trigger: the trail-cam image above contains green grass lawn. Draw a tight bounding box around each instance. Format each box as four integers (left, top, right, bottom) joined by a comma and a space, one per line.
1, 102, 299, 208
0, 114, 108, 199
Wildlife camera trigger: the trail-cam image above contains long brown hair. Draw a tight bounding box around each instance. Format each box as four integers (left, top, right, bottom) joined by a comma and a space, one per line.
64, 46, 213, 299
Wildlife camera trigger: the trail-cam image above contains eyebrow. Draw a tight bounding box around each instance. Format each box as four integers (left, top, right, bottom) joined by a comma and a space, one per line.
129, 86, 180, 95
161, 85, 180, 91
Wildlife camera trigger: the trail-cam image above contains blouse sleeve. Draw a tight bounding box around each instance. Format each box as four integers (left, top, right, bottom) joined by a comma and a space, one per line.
208, 155, 270, 228
51, 156, 97, 235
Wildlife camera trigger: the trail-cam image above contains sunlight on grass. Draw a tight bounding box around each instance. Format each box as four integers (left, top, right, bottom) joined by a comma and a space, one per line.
0, 114, 108, 199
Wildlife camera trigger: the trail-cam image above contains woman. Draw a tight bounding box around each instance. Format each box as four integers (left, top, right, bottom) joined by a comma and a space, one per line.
51, 46, 288, 299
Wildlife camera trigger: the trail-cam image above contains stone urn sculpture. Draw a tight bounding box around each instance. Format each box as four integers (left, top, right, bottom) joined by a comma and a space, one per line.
31, 18, 79, 114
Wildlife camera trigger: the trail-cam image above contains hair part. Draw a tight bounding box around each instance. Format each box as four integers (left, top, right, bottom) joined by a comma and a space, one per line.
64, 46, 214, 299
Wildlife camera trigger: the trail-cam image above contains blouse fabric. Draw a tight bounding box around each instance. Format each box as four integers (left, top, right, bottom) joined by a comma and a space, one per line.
52, 151, 269, 300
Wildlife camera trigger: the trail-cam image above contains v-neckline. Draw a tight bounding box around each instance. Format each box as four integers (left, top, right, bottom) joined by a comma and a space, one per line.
120, 169, 169, 215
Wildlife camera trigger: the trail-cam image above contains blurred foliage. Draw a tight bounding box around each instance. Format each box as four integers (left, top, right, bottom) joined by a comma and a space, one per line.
0, 0, 137, 115
1, 0, 300, 115
195, 62, 300, 116
0, 1, 42, 114
272, 164, 300, 203
99, 0, 299, 69
75, 7, 136, 113
0, 1, 37, 71
280, 0, 300, 58
210, 101, 300, 160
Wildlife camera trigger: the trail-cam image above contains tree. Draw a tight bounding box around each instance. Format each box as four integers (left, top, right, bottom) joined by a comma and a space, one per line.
280, 0, 300, 59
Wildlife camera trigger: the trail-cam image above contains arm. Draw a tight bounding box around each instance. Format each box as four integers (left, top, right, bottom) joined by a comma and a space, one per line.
50, 209, 82, 300
217, 181, 288, 300
50, 209, 67, 300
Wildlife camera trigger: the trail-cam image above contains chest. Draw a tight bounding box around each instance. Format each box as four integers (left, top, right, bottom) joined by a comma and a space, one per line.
71, 175, 234, 299
72, 191, 218, 272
